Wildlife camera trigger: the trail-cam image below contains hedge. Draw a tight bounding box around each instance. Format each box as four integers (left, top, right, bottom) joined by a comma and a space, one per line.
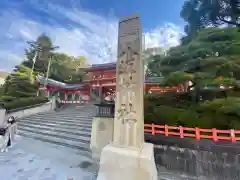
0, 95, 17, 102
0, 86, 3, 96
144, 91, 240, 129
3, 97, 49, 110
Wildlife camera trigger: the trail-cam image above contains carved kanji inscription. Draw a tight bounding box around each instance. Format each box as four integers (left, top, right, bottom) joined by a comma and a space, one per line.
113, 14, 144, 148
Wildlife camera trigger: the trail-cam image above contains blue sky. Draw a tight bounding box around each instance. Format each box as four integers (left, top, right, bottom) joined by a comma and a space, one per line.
0, 0, 186, 72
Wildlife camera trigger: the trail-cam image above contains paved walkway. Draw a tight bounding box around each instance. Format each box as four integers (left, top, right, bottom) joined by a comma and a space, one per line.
0, 135, 200, 180
0, 136, 96, 180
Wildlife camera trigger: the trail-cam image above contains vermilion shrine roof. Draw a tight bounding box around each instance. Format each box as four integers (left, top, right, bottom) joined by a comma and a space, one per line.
83, 62, 116, 72
37, 74, 164, 91
36, 75, 86, 90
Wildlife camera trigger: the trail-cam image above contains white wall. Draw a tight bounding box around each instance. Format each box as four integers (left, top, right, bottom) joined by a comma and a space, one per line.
0, 101, 56, 126
0, 108, 6, 126
0, 77, 5, 85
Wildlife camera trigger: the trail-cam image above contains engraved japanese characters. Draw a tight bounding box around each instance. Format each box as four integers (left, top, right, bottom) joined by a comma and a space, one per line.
114, 15, 144, 148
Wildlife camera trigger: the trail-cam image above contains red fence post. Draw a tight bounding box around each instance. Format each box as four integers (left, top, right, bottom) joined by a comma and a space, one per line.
212, 128, 218, 142
164, 125, 168, 136
151, 123, 155, 135
179, 126, 184, 138
230, 129, 236, 142
144, 123, 238, 142
195, 127, 200, 140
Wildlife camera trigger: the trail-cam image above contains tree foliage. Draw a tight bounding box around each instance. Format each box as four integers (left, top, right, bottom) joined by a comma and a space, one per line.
145, 94, 240, 129
23, 34, 54, 74
22, 35, 87, 84
2, 34, 88, 96
163, 28, 239, 79
147, 27, 240, 102
146, 55, 164, 77
50, 53, 87, 84
181, 0, 240, 36
145, 27, 240, 128
3, 65, 38, 99
0, 85, 3, 96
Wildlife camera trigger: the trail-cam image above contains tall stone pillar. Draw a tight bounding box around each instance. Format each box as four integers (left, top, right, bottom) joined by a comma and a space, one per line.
96, 14, 157, 180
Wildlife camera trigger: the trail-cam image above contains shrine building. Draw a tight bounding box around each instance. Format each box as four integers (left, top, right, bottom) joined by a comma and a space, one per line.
37, 62, 188, 104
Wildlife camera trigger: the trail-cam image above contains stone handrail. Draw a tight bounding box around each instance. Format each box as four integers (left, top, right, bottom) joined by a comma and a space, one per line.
0, 100, 56, 126
6, 102, 47, 113
6, 101, 54, 119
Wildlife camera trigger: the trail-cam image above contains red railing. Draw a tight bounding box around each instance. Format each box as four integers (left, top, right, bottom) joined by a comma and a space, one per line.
144, 124, 240, 142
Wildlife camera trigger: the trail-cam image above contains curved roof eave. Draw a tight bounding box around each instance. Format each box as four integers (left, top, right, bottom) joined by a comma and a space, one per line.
36, 75, 165, 90
84, 62, 116, 72
36, 75, 86, 89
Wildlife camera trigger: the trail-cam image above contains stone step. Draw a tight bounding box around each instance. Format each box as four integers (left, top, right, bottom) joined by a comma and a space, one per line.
21, 116, 94, 123
29, 111, 96, 116
50, 109, 96, 112
19, 121, 92, 132
59, 106, 95, 109
20, 119, 93, 128
29, 110, 96, 116
75, 107, 96, 110
18, 123, 91, 137
23, 114, 95, 119
18, 130, 92, 158
28, 114, 95, 120
56, 109, 95, 112
18, 126, 91, 144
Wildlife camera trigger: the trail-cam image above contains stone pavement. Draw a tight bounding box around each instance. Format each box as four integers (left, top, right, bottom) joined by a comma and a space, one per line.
0, 135, 96, 180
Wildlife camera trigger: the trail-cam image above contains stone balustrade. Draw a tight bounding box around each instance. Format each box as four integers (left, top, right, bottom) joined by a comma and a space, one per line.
6, 102, 53, 120
0, 99, 56, 126
0, 99, 57, 149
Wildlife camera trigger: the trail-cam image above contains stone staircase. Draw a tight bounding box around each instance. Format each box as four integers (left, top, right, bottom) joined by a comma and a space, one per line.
17, 104, 96, 159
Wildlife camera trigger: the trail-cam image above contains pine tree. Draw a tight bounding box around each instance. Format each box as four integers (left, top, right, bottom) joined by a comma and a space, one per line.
3, 65, 38, 99
22, 33, 53, 75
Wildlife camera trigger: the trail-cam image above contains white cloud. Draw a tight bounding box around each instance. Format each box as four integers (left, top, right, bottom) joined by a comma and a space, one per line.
144, 23, 184, 49
0, 2, 183, 72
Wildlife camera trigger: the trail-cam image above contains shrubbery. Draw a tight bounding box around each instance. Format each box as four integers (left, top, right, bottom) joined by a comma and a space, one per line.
0, 86, 3, 96
0, 95, 17, 102
144, 90, 240, 129
3, 97, 48, 110
0, 64, 48, 110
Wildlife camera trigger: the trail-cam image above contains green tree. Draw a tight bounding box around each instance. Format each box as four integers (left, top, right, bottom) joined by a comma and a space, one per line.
3, 65, 38, 98
0, 85, 4, 96
181, 0, 240, 36
72, 56, 88, 69
65, 56, 87, 84
159, 27, 240, 101
50, 53, 87, 84
23, 34, 55, 74
146, 55, 164, 77
22, 34, 87, 84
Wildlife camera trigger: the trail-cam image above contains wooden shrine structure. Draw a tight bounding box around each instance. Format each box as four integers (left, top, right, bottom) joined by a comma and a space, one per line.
37, 62, 188, 103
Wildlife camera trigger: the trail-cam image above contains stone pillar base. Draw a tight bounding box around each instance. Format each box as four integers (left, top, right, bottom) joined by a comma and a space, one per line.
97, 142, 158, 180
90, 117, 114, 162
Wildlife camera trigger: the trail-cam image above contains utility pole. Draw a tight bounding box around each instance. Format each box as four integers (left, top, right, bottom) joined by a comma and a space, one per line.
31, 50, 37, 76
43, 46, 59, 90
142, 34, 145, 51
27, 41, 42, 77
